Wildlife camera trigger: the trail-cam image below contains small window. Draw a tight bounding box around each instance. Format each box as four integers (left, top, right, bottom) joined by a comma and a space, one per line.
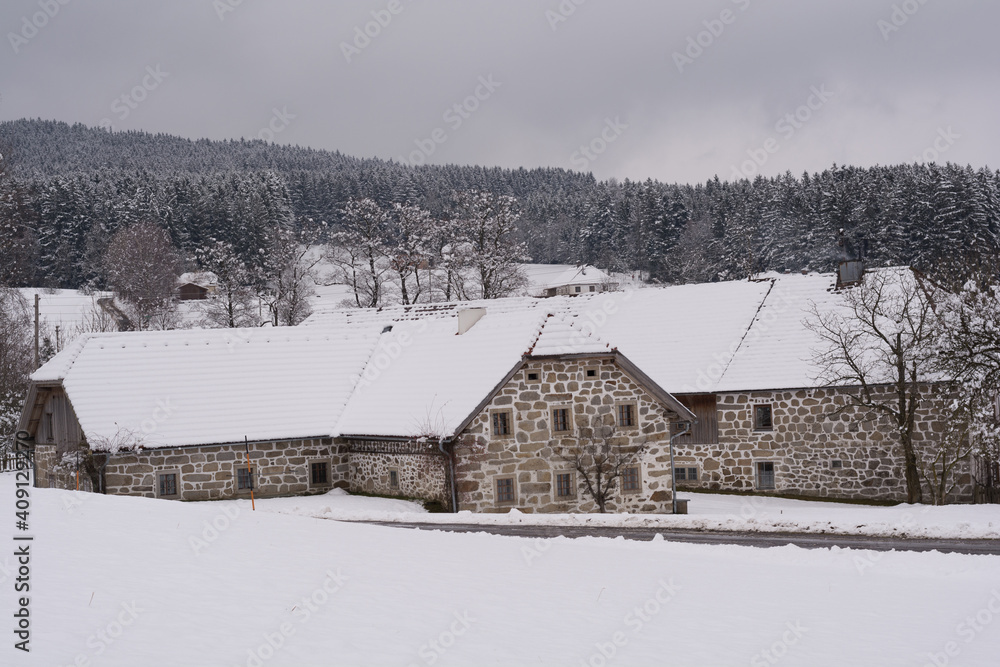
586, 369, 597, 378
527, 372, 540, 382
42, 412, 54, 443
622, 466, 641, 493
556, 472, 574, 498
389, 469, 399, 489
616, 403, 636, 428
753, 404, 773, 431
589, 285, 596, 292
831, 460, 843, 469
237, 467, 253, 490
756, 461, 775, 490
491, 410, 512, 437
575, 286, 581, 293
496, 477, 516, 503
674, 467, 698, 481
552, 408, 570, 433
158, 472, 178, 497
310, 461, 329, 485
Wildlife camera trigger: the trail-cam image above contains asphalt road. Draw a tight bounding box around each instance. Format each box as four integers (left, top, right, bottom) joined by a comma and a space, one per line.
360, 521, 1000, 555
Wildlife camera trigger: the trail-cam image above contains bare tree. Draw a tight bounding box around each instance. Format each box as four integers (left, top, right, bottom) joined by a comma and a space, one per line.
451, 191, 529, 300
554, 415, 646, 513
0, 288, 33, 448
260, 226, 323, 326
388, 203, 433, 305
196, 240, 262, 328
329, 198, 392, 308
102, 222, 181, 331
807, 268, 936, 503
930, 264, 1000, 501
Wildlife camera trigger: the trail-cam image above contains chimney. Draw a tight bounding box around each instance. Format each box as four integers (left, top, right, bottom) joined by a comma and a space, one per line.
457, 308, 486, 335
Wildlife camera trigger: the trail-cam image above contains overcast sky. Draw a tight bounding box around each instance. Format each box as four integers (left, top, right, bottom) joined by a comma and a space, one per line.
1, 0, 996, 183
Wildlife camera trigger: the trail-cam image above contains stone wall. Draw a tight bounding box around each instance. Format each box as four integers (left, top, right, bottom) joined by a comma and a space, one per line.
346, 439, 450, 507
101, 438, 344, 501
453, 357, 680, 513
673, 386, 974, 503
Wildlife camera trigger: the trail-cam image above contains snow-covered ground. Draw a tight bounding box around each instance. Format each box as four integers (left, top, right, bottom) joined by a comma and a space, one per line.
216, 488, 1000, 541
4, 473, 999, 667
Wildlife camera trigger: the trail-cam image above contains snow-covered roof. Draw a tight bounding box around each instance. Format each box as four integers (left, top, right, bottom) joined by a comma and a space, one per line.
33, 327, 382, 449
522, 264, 610, 295
30, 268, 903, 449
178, 272, 218, 287
337, 311, 548, 438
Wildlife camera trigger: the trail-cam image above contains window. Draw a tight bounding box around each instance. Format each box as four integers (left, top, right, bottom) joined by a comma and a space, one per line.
674, 467, 698, 481
42, 411, 53, 443
237, 467, 253, 491
310, 461, 329, 485
491, 410, 512, 437
589, 285, 596, 292
389, 469, 399, 489
622, 466, 641, 493
556, 473, 574, 498
158, 472, 179, 497
616, 403, 636, 428
756, 461, 775, 490
586, 368, 597, 378
753, 404, 773, 431
496, 477, 515, 503
527, 372, 540, 382
552, 408, 570, 433
831, 460, 843, 469
575, 286, 581, 293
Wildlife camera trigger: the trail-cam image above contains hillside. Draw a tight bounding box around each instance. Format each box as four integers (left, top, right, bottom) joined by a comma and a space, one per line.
2, 119, 999, 290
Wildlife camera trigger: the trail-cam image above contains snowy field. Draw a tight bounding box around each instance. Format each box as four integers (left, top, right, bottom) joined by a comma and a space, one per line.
4, 474, 999, 666
216, 487, 1000, 541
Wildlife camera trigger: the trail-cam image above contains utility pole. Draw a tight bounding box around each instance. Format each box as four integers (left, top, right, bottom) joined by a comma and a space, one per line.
33, 294, 40, 369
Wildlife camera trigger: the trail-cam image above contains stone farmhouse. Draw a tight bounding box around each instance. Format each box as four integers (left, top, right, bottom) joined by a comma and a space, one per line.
18, 269, 976, 511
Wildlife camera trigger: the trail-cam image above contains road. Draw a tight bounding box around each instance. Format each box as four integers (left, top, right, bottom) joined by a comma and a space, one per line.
359, 521, 1000, 555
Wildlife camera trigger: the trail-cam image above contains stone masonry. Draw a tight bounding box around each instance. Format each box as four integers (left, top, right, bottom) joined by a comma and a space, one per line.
453, 356, 682, 513
102, 438, 344, 501
346, 439, 450, 507
673, 386, 973, 503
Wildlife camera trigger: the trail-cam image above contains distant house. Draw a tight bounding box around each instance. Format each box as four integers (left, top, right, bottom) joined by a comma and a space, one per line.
525, 265, 617, 298
176, 272, 218, 301
19, 269, 979, 510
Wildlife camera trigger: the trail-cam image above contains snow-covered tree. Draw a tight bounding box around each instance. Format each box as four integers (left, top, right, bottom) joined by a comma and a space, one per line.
451, 191, 529, 300
102, 222, 181, 331
195, 240, 262, 328
329, 198, 391, 308
387, 203, 433, 305
0, 288, 33, 449
259, 225, 323, 327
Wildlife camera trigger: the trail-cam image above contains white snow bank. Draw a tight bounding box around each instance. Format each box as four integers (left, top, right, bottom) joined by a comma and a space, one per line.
4, 474, 1000, 667
239, 488, 1000, 540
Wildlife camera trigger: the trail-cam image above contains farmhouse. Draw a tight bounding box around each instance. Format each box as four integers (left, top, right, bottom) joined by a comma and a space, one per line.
19, 269, 977, 510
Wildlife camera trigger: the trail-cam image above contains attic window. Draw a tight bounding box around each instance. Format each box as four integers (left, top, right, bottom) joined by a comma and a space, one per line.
586, 369, 597, 378
831, 460, 844, 469
491, 410, 512, 437
527, 372, 540, 382
616, 403, 636, 428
